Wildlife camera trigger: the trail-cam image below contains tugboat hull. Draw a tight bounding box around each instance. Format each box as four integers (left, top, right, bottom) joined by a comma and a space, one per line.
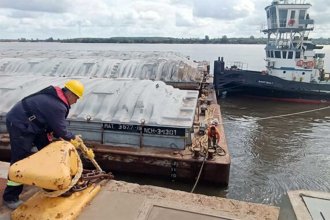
214, 60, 330, 104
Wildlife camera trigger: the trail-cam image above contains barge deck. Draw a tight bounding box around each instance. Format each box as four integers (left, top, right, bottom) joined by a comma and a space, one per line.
88, 90, 229, 185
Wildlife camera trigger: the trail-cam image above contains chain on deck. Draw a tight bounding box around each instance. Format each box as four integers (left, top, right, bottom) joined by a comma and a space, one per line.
46, 169, 114, 197
70, 169, 114, 192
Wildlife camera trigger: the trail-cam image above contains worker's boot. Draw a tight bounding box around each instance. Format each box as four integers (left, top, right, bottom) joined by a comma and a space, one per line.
3, 199, 23, 209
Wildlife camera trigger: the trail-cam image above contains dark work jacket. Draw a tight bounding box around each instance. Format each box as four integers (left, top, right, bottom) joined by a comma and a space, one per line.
6, 86, 75, 141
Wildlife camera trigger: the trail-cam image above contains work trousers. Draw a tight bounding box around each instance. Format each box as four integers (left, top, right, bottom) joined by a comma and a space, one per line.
208, 136, 218, 148
3, 120, 49, 202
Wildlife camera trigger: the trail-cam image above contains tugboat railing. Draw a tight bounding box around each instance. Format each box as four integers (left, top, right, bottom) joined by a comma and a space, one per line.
273, 0, 307, 5
226, 62, 248, 71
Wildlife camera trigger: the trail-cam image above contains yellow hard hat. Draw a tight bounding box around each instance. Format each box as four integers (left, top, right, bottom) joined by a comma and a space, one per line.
64, 80, 84, 98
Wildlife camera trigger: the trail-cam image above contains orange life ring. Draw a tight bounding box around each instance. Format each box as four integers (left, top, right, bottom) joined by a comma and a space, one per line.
288, 19, 295, 26
296, 60, 304, 67
307, 61, 314, 68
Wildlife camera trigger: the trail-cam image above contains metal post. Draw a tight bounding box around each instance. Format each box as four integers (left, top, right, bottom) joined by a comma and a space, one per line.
139, 119, 145, 148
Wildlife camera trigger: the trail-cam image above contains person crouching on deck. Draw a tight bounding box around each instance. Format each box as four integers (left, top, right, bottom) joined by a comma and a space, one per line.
3, 80, 85, 210
207, 120, 221, 149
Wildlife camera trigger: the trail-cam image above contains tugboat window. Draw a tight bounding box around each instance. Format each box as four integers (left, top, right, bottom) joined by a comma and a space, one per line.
270, 7, 277, 28
295, 51, 301, 59
302, 72, 305, 75
283, 71, 286, 74
275, 51, 281, 58
283, 51, 287, 59
288, 51, 293, 59
279, 9, 288, 27
299, 10, 306, 20
290, 10, 296, 19
271, 51, 274, 58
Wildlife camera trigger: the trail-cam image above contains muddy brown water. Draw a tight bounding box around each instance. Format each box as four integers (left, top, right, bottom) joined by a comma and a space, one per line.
117, 97, 330, 207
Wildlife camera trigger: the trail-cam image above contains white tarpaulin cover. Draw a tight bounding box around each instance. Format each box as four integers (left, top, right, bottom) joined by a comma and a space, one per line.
0, 51, 205, 82
0, 75, 198, 128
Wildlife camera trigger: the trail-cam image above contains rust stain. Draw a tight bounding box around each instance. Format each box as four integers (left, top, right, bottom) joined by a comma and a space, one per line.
57, 184, 64, 190
55, 213, 63, 218
68, 148, 75, 156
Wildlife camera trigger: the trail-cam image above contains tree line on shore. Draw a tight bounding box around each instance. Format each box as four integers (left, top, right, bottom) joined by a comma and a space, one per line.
1, 35, 330, 45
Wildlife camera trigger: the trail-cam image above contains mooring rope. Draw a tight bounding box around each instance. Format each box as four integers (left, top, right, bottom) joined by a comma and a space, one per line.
220, 105, 330, 125
190, 142, 207, 193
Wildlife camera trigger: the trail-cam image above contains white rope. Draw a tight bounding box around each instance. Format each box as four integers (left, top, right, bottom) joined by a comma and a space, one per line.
220, 105, 330, 125
190, 143, 207, 193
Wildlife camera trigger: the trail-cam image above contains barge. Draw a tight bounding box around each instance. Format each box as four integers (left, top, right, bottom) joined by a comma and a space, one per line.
0, 53, 230, 185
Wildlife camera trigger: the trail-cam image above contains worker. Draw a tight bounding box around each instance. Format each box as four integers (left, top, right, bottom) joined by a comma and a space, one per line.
207, 119, 221, 149
2, 80, 86, 209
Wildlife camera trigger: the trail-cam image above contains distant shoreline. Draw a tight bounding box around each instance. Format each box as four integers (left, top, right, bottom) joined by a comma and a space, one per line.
1, 36, 330, 45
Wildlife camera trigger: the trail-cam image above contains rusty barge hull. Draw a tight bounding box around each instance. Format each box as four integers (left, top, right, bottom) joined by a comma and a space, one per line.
94, 145, 229, 185
0, 137, 230, 186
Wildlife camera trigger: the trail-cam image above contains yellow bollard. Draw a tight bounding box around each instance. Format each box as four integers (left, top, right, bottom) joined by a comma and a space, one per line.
9, 141, 80, 190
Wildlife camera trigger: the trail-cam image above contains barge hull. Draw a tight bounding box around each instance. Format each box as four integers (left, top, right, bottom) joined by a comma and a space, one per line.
0, 142, 230, 186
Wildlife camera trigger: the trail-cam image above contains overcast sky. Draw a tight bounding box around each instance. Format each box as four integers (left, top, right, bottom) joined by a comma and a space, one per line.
1, 0, 329, 39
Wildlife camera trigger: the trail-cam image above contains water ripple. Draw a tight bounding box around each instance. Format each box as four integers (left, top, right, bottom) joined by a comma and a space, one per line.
221, 98, 330, 205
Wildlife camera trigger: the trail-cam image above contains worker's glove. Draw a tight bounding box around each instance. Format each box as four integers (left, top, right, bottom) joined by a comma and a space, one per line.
85, 148, 95, 159
70, 135, 83, 148
70, 135, 95, 159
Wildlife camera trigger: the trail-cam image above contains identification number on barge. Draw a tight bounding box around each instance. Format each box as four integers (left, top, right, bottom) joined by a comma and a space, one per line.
103, 123, 185, 136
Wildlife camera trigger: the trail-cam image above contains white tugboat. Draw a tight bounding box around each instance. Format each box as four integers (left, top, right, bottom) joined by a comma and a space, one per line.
214, 0, 330, 104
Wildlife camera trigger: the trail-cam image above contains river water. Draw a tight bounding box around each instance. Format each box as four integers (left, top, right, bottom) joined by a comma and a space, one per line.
1, 42, 329, 206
